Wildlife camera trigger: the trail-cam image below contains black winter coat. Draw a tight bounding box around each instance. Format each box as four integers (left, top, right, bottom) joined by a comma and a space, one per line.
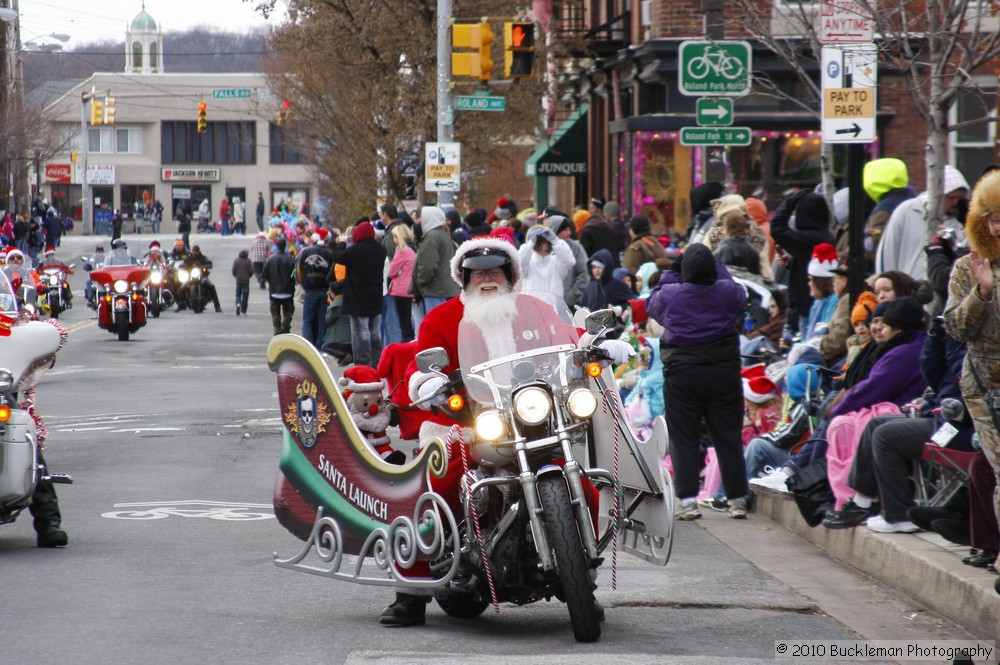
332, 238, 386, 317
769, 192, 835, 319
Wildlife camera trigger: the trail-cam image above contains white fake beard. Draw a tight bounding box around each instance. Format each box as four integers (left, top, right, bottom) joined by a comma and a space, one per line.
461, 281, 518, 358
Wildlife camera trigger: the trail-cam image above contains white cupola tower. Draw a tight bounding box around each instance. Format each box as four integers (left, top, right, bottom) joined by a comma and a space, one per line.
125, 2, 164, 74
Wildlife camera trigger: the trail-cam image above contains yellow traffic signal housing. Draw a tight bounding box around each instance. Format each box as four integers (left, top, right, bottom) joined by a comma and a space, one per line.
277, 100, 291, 126
70, 150, 78, 163
103, 97, 116, 124
89, 99, 104, 125
452, 22, 493, 81
197, 101, 207, 134
504, 22, 535, 78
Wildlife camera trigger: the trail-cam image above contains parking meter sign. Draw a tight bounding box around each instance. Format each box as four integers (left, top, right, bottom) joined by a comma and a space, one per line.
679, 41, 752, 97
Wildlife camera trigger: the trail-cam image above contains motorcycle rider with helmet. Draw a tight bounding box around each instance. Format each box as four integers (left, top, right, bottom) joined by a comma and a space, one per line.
83, 244, 106, 308
105, 239, 137, 266
381, 227, 633, 627
176, 245, 222, 312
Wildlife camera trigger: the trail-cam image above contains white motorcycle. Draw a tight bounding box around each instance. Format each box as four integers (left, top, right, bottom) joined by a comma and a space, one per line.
0, 271, 72, 528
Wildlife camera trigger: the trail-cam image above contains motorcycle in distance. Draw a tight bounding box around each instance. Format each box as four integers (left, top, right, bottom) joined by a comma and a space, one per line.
146, 262, 174, 318
36, 261, 74, 319
175, 261, 212, 313
0, 271, 72, 530
86, 264, 151, 341
268, 293, 675, 643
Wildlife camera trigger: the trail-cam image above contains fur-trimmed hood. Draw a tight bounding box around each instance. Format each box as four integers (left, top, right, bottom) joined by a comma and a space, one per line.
966, 169, 1000, 261
450, 236, 521, 288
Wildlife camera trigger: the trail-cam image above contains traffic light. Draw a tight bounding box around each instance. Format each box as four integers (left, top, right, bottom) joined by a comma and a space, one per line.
103, 97, 116, 124
452, 22, 494, 81
504, 22, 535, 78
89, 98, 104, 125
197, 101, 207, 134
70, 150, 78, 163
277, 99, 290, 126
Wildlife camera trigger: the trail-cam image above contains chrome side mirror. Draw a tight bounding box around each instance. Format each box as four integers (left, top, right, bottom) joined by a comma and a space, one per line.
584, 309, 617, 337
415, 347, 449, 374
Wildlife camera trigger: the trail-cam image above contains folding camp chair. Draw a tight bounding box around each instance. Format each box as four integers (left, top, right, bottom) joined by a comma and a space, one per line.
914, 444, 977, 507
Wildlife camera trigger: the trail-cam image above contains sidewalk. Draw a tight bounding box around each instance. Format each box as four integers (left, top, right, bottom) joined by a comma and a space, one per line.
745, 486, 1000, 639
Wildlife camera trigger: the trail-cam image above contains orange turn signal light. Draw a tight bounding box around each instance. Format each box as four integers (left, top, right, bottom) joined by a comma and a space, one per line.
585, 362, 603, 378
447, 394, 465, 411
0, 405, 10, 422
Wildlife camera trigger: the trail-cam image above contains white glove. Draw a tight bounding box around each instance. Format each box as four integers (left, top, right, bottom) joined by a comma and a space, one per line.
598, 339, 636, 364
415, 376, 448, 410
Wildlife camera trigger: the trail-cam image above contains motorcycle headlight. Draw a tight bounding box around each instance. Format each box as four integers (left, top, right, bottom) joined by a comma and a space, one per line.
0, 370, 13, 391
192, 267, 202, 278
150, 272, 164, 285
513, 387, 551, 425
113, 279, 129, 294
177, 269, 190, 283
566, 388, 598, 419
474, 411, 506, 442
48, 275, 59, 286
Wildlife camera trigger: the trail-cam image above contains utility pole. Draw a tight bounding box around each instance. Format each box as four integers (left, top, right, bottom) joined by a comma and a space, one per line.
703, 0, 727, 185
80, 90, 91, 235
436, 0, 455, 209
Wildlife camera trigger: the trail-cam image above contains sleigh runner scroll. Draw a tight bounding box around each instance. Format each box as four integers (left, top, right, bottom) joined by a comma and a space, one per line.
267, 334, 459, 586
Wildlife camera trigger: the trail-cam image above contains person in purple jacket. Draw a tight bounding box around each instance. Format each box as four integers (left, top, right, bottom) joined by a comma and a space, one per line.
647, 244, 751, 520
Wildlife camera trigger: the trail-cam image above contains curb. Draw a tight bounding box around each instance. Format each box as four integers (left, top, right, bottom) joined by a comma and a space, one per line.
754, 487, 1000, 639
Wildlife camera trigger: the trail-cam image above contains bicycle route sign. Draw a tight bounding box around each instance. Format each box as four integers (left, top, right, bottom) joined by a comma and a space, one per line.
679, 41, 752, 97
696, 98, 734, 127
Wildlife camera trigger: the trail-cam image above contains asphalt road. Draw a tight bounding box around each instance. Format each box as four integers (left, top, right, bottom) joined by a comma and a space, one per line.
0, 232, 971, 664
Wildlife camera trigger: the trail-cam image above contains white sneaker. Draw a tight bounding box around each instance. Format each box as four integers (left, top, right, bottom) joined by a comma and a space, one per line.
866, 515, 920, 533
749, 466, 791, 492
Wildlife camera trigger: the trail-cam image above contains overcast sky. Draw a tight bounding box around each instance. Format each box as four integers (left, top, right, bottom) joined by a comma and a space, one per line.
18, 0, 284, 50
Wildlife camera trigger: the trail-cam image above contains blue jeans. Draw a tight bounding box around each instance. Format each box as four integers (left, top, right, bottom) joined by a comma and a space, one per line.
381, 295, 401, 346
301, 288, 329, 348
349, 314, 382, 367
423, 295, 449, 313
235, 282, 249, 313
744, 437, 791, 480
221, 218, 231, 235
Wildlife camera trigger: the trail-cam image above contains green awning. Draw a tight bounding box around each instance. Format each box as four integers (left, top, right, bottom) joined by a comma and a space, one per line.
525, 104, 588, 177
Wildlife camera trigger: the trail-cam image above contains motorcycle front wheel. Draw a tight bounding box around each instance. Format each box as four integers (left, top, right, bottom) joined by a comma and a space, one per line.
49, 294, 61, 319
538, 475, 601, 643
150, 288, 161, 318
115, 312, 130, 341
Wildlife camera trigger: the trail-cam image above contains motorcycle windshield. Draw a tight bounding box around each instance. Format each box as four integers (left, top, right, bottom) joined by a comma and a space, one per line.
457, 291, 580, 406
0, 269, 16, 314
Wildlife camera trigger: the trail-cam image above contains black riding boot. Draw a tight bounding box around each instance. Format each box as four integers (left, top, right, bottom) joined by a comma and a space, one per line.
30, 452, 67, 548
380, 593, 429, 626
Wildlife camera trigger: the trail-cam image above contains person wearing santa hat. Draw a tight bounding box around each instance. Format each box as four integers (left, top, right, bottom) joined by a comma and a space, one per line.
802, 243, 841, 341
379, 235, 633, 627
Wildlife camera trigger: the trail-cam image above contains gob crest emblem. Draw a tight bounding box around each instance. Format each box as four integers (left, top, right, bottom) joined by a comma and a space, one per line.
283, 379, 331, 448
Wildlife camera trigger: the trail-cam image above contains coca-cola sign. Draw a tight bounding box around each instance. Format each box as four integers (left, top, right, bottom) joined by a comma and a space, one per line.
45, 164, 72, 183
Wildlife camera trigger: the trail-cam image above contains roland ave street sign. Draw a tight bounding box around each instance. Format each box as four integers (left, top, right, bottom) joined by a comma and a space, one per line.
696, 98, 734, 127
679, 41, 752, 97
821, 44, 878, 144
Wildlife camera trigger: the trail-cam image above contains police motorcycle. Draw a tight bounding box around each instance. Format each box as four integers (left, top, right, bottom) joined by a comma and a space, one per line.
268, 293, 674, 643
0, 270, 72, 528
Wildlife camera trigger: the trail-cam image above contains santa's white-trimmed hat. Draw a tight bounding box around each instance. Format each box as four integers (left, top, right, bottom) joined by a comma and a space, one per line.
338, 365, 384, 395
450, 236, 521, 288
807, 242, 839, 278
743, 375, 780, 404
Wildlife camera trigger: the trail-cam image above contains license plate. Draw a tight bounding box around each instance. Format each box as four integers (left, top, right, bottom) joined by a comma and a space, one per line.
115, 297, 128, 310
